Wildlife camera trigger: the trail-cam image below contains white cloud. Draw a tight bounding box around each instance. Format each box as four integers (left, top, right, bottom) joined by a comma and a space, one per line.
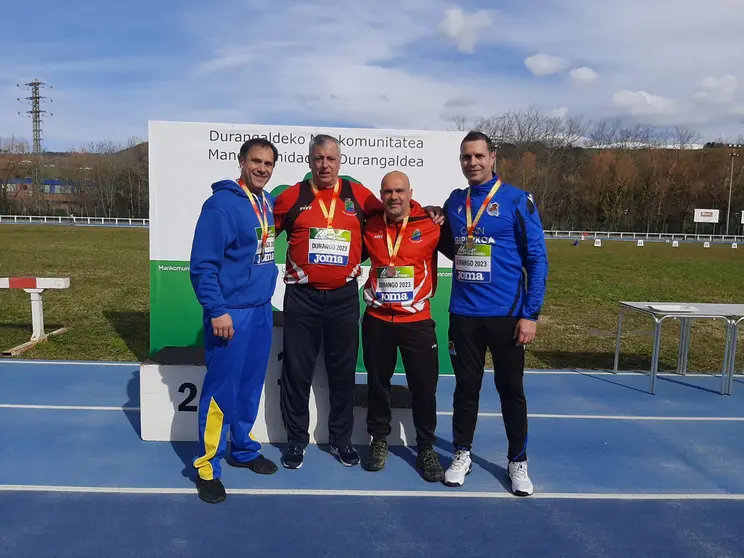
570, 67, 599, 85
524, 53, 568, 76
612, 90, 687, 117
693, 74, 738, 104
438, 7, 493, 53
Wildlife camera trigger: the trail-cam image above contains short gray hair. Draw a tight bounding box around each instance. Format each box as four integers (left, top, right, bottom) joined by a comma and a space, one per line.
309, 134, 341, 158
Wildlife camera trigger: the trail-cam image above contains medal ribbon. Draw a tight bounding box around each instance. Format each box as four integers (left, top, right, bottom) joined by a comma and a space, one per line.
238, 179, 270, 246
466, 179, 502, 242
384, 213, 409, 267
311, 179, 341, 229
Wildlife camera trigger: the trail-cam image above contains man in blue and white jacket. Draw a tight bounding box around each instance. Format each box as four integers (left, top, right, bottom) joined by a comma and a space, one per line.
438, 131, 548, 496
189, 138, 280, 504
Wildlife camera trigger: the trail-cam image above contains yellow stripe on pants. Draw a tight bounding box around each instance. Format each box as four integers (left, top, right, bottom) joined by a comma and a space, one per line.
193, 397, 224, 481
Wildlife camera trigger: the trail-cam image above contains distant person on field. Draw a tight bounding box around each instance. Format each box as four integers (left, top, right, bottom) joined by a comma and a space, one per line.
438, 131, 548, 496
359, 170, 444, 482
189, 138, 280, 504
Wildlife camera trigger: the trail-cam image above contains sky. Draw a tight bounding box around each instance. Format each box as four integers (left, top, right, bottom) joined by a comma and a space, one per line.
1, 0, 743, 152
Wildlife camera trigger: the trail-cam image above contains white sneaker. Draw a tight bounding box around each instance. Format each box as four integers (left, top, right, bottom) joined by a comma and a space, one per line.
507, 461, 534, 496
444, 449, 472, 487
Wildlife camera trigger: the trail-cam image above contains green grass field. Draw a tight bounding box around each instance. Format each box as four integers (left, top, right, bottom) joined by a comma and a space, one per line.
1, 225, 742, 373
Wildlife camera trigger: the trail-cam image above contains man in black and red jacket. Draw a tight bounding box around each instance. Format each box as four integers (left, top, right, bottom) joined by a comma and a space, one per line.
359, 170, 445, 482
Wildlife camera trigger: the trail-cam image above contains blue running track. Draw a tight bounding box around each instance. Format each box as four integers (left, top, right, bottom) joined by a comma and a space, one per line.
0, 360, 743, 557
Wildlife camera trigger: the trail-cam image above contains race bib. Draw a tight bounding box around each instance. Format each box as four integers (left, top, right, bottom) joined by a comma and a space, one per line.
454, 243, 491, 282
308, 227, 351, 266
254, 225, 276, 265
375, 266, 414, 303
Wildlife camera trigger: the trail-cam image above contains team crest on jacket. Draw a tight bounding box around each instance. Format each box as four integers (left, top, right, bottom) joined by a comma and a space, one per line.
487, 202, 499, 217
343, 198, 356, 215
411, 229, 422, 243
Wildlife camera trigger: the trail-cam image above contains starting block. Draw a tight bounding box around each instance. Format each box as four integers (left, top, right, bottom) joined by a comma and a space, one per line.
139, 312, 416, 446
637, 240, 644, 247
672, 241, 679, 247
0, 277, 70, 356
704, 241, 711, 248
733, 243, 738, 249
594, 238, 602, 247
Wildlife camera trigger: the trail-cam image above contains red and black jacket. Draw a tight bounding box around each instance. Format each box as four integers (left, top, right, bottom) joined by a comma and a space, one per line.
361, 200, 440, 323
274, 178, 383, 290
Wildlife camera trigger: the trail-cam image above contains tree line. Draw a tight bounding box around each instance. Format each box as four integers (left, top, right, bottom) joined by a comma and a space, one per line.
2, 108, 743, 233
0, 137, 148, 220
452, 109, 743, 234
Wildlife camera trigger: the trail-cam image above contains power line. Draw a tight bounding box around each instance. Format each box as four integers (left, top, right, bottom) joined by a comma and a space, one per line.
17, 79, 53, 153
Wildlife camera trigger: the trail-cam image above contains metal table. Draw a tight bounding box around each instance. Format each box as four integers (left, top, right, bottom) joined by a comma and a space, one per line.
612, 302, 744, 395
726, 316, 744, 395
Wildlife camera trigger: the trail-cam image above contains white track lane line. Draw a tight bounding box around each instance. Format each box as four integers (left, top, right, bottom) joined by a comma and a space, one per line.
0, 484, 743, 500
0, 360, 139, 367
0, 404, 743, 421
0, 404, 139, 411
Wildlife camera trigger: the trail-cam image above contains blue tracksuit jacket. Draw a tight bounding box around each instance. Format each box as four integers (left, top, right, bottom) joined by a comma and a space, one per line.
440, 175, 548, 320
190, 179, 278, 318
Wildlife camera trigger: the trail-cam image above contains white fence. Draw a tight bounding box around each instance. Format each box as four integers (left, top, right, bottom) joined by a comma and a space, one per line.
546, 230, 744, 243
1, 215, 743, 242
0, 215, 149, 227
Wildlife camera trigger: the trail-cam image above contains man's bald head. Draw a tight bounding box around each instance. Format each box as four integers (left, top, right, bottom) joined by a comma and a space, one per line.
380, 171, 413, 222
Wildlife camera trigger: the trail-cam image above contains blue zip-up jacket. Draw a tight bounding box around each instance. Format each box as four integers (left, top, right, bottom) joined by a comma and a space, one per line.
439, 175, 548, 320
190, 179, 278, 319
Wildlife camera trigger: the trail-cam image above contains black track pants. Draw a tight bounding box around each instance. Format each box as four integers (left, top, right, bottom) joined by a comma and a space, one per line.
361, 313, 439, 448
280, 281, 359, 448
448, 314, 528, 462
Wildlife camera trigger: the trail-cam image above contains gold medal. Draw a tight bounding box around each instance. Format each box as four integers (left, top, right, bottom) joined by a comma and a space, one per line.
465, 238, 475, 249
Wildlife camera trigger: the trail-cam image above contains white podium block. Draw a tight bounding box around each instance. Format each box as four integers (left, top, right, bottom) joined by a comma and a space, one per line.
594, 239, 602, 247
637, 240, 644, 247
139, 325, 416, 446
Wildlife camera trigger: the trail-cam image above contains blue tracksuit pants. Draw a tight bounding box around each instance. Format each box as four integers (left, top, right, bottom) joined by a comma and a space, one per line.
193, 302, 272, 481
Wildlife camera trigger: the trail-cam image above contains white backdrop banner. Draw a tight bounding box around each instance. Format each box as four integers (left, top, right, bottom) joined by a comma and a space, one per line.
148, 120, 467, 262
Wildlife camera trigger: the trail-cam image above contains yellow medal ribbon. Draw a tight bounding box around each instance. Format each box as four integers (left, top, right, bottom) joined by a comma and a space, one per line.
383, 213, 409, 276
466, 178, 501, 247
238, 179, 270, 250
310, 178, 341, 229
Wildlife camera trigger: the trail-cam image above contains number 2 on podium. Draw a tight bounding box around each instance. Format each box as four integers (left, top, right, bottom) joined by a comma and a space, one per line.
178, 382, 198, 412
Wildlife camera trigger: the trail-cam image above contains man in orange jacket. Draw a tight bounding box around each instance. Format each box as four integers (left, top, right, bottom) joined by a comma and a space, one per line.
360, 170, 444, 482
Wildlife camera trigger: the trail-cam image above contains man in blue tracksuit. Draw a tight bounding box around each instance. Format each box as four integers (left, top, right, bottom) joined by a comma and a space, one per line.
189, 138, 280, 504
438, 131, 548, 496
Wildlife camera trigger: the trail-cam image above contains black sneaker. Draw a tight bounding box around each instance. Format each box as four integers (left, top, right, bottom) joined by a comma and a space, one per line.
196, 477, 226, 504
229, 454, 278, 475
416, 447, 444, 483
281, 445, 306, 469
330, 444, 360, 467
361, 438, 388, 472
